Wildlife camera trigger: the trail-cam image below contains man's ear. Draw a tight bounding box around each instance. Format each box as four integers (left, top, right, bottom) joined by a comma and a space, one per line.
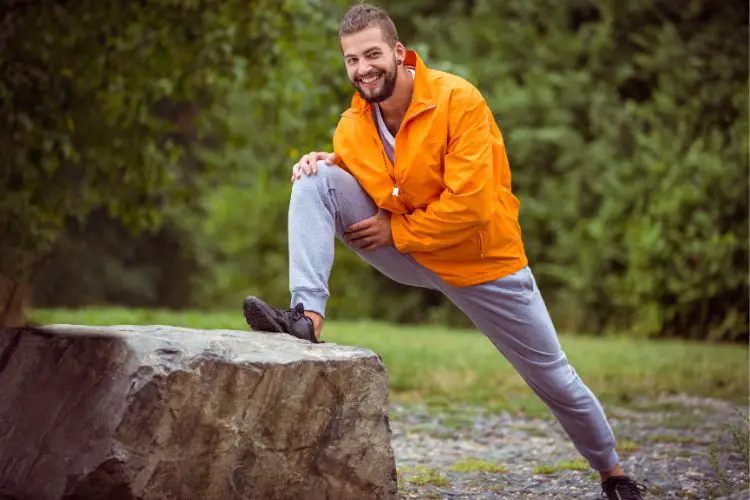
394, 42, 407, 63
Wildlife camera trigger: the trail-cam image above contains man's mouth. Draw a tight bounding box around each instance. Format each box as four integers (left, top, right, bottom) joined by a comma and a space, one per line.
358, 73, 382, 87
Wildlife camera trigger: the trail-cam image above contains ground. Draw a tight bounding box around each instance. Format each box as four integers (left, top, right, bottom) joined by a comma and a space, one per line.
31, 309, 749, 499
391, 395, 749, 499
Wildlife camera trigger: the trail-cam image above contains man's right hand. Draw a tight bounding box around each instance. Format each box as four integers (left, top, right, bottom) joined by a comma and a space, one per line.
291, 151, 337, 183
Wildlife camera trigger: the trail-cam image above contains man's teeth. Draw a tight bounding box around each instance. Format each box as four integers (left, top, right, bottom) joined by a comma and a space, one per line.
361, 74, 380, 84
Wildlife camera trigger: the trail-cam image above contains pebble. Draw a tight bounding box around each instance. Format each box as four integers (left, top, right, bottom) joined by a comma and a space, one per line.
391, 395, 749, 499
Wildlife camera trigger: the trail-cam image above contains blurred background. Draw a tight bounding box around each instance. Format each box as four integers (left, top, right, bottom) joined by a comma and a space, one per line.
2, 0, 748, 343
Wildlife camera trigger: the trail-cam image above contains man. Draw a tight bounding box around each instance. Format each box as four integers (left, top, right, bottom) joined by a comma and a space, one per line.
243, 3, 647, 499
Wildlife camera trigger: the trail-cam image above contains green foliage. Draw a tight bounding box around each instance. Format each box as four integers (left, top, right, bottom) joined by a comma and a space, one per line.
393, 0, 749, 339
32, 209, 196, 309
0, 0, 322, 283
17, 0, 748, 340
179, 0, 466, 324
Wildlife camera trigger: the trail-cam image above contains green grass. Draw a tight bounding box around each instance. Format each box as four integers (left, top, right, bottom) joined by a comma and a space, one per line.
440, 414, 474, 431
512, 425, 548, 438
650, 434, 700, 445
450, 459, 508, 474
557, 459, 589, 471
616, 438, 642, 455
405, 466, 450, 487
30, 307, 749, 413
533, 464, 558, 475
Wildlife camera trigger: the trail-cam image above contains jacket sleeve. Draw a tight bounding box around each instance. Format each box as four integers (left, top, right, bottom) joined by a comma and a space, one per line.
390, 88, 496, 253
332, 118, 352, 173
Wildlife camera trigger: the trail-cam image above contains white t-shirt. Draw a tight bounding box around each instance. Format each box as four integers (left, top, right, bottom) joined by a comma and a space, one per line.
374, 67, 415, 166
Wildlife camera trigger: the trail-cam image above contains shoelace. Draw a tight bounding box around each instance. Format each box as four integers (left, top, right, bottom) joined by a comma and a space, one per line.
601, 477, 648, 499
288, 303, 322, 343
288, 303, 308, 322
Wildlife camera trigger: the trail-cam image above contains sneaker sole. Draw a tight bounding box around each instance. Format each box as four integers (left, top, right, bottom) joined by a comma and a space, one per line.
243, 297, 283, 333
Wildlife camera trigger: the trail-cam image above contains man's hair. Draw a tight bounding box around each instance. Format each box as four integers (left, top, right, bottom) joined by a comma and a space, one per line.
339, 3, 399, 46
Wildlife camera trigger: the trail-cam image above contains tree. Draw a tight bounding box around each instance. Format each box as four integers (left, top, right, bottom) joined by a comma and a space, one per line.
0, 0, 332, 326
398, 0, 749, 339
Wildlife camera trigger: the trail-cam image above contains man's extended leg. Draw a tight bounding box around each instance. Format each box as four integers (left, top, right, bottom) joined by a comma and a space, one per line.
440, 266, 621, 473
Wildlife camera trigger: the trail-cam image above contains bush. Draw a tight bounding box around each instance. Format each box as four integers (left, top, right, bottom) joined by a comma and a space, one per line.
393, 0, 748, 339
28, 0, 748, 340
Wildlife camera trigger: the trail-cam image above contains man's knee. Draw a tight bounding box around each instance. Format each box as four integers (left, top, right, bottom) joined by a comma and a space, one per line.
291, 160, 355, 196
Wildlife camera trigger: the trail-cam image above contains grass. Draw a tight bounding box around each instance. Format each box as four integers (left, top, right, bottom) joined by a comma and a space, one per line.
658, 414, 701, 430
405, 466, 450, 487
557, 459, 589, 471
650, 434, 700, 445
628, 401, 718, 413
616, 438, 642, 455
532, 464, 558, 475
512, 424, 548, 438
532, 459, 590, 476
440, 414, 474, 430
450, 459, 508, 474
30, 307, 749, 413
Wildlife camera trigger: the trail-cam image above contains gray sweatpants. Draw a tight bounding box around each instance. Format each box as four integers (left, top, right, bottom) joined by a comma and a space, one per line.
288, 162, 619, 472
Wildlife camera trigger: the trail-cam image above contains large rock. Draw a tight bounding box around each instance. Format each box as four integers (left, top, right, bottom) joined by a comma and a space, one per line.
0, 324, 398, 500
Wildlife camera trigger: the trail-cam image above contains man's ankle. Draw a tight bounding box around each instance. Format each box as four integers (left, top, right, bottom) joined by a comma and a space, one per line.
304, 311, 324, 340
599, 463, 625, 481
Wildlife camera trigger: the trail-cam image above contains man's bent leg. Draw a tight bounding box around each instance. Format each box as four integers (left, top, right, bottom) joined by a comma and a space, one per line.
442, 266, 619, 472
288, 161, 436, 318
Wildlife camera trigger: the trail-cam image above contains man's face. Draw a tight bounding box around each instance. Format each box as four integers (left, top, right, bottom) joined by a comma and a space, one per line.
340, 27, 402, 104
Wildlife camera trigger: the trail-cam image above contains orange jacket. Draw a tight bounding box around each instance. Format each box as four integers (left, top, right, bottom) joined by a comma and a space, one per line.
333, 50, 528, 287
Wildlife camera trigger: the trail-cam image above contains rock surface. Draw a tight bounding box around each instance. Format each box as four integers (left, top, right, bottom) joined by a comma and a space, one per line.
0, 324, 397, 500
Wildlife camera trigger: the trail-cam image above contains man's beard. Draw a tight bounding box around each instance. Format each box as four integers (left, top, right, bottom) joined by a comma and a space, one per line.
353, 60, 398, 104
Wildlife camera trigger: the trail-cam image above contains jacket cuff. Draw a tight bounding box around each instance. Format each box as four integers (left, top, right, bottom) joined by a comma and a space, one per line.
390, 214, 411, 253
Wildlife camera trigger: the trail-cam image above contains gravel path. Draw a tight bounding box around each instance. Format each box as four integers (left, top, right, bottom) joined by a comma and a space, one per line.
390, 395, 749, 499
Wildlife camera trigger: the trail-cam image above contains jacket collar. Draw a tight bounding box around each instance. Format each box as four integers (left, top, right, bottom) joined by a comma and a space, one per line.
348, 49, 434, 115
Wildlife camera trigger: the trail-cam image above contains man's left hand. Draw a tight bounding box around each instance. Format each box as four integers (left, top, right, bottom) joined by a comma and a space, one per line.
344, 209, 393, 251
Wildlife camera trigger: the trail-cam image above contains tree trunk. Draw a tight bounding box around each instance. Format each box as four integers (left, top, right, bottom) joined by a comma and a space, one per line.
0, 274, 29, 328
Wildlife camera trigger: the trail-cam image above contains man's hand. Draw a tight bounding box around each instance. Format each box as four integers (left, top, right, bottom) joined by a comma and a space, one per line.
344, 209, 393, 251
291, 151, 337, 183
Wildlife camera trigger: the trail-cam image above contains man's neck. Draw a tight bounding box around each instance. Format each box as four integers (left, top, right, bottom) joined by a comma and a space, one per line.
377, 66, 414, 125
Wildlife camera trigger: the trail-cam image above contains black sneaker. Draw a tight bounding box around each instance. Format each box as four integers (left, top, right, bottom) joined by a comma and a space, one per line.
243, 296, 320, 343
601, 476, 647, 499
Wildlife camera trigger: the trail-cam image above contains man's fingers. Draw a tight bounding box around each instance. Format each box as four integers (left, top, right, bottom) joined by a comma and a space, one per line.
361, 238, 384, 251
346, 215, 376, 234
294, 151, 334, 178
301, 155, 312, 175
356, 237, 376, 250
291, 164, 302, 183
312, 152, 330, 173
346, 226, 376, 242
296, 151, 334, 175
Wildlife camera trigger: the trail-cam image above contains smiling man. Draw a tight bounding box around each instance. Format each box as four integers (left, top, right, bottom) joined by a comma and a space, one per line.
242, 4, 647, 499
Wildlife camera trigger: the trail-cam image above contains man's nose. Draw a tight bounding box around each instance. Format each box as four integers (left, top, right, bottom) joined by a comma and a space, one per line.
357, 61, 374, 75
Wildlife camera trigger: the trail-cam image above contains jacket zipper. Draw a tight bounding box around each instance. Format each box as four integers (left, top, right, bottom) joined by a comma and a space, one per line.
391, 103, 436, 192
366, 103, 437, 206
478, 231, 484, 259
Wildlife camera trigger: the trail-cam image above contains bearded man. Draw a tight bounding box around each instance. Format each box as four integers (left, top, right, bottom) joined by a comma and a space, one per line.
242, 4, 647, 499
